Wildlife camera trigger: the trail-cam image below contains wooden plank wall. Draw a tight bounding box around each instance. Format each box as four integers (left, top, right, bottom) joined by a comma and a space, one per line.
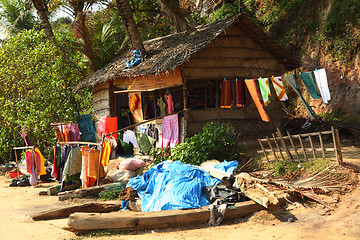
181, 25, 286, 79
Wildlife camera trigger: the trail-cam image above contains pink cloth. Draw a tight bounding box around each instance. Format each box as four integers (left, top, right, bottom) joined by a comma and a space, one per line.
25, 151, 40, 174
164, 93, 174, 114
118, 158, 146, 171
161, 114, 179, 148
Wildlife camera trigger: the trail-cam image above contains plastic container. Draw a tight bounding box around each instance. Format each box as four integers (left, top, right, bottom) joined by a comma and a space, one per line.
9, 171, 23, 179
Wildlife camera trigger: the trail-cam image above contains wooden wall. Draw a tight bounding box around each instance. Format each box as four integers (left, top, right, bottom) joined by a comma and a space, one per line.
181, 24, 287, 79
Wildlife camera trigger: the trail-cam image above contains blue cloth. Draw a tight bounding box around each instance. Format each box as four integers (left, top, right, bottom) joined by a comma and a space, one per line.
126, 50, 145, 69
78, 114, 96, 142
213, 160, 239, 173
127, 160, 238, 212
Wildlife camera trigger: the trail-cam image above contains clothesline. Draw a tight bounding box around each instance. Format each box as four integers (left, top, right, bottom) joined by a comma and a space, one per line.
58, 141, 101, 146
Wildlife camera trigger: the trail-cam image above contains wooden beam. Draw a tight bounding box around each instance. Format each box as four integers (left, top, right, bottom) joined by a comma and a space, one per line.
298, 135, 308, 161
272, 133, 285, 161
308, 135, 317, 160
258, 130, 333, 142
276, 128, 293, 160
258, 138, 269, 162
318, 132, 326, 160
287, 131, 300, 161
266, 136, 278, 161
58, 183, 124, 201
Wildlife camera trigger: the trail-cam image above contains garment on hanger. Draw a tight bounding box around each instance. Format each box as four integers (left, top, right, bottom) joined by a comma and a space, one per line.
313, 68, 331, 104
244, 79, 270, 122
284, 74, 317, 119
51, 145, 61, 179
129, 93, 139, 111
35, 148, 46, 176
123, 130, 140, 150
25, 150, 40, 174
87, 148, 105, 179
105, 117, 118, 140
109, 137, 118, 159
78, 114, 96, 142
157, 97, 166, 116
271, 76, 288, 101
62, 146, 82, 181
145, 124, 159, 142
68, 123, 81, 141
80, 146, 90, 189
21, 132, 33, 146
135, 132, 156, 154
101, 141, 112, 166
235, 79, 246, 108
221, 79, 232, 108
139, 124, 147, 133
162, 113, 179, 148
63, 125, 70, 142
164, 92, 174, 114
298, 72, 321, 99
258, 77, 271, 106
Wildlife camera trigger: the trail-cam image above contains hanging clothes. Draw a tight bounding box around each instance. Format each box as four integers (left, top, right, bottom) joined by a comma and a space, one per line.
62, 146, 82, 181
109, 137, 118, 159
80, 146, 90, 189
244, 79, 270, 122
21, 132, 33, 146
164, 93, 174, 114
157, 97, 166, 116
78, 114, 96, 142
101, 141, 112, 166
145, 124, 159, 142
87, 148, 105, 180
135, 132, 156, 154
258, 77, 271, 106
298, 72, 321, 99
313, 68, 331, 104
105, 117, 118, 139
68, 123, 81, 141
123, 130, 140, 150
25, 150, 40, 175
221, 79, 232, 108
54, 127, 64, 142
271, 76, 288, 101
284, 75, 317, 119
235, 78, 246, 108
51, 145, 61, 180
139, 124, 147, 133
162, 113, 179, 148
129, 93, 139, 111
35, 148, 46, 176
63, 125, 70, 142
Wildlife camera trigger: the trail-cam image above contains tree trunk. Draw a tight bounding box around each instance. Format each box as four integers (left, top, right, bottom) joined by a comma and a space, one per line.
116, 0, 146, 53
31, 0, 56, 44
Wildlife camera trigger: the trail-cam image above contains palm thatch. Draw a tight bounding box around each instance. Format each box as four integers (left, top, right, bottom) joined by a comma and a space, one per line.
75, 14, 298, 91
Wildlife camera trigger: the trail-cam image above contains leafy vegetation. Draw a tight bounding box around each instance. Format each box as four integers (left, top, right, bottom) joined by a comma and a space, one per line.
98, 186, 125, 201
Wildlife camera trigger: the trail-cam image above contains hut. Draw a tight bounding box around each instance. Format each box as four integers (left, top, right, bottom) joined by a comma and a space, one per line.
75, 14, 298, 146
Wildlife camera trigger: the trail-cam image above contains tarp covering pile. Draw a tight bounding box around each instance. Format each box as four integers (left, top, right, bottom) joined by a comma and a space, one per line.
127, 160, 238, 212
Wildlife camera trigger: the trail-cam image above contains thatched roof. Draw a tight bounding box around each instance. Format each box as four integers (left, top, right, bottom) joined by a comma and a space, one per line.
75, 14, 299, 91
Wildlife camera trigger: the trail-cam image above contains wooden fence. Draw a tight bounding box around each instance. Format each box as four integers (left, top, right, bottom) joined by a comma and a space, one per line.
257, 126, 343, 165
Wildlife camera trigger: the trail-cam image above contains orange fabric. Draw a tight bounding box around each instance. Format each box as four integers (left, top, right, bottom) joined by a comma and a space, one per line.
245, 79, 270, 122
81, 146, 90, 189
63, 125, 70, 142
101, 141, 111, 167
105, 117, 118, 139
129, 93, 139, 111
87, 148, 105, 179
221, 79, 232, 108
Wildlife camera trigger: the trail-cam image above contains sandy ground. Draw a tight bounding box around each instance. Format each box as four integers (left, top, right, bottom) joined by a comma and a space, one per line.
0, 146, 359, 240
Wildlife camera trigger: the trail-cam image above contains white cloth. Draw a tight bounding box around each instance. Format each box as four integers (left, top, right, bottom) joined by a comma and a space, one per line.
313, 68, 331, 104
271, 76, 288, 101
123, 130, 140, 150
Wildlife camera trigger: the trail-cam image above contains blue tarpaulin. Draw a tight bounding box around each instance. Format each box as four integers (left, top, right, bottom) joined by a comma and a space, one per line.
127, 160, 238, 212
213, 160, 239, 173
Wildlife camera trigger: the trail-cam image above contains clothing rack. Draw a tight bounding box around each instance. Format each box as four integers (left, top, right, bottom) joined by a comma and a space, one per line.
13, 146, 34, 177
50, 122, 73, 126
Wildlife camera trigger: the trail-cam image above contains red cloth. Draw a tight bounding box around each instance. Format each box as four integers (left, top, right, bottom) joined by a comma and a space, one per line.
221, 79, 232, 108
25, 150, 40, 174
235, 78, 246, 108
105, 117, 118, 139
164, 93, 174, 114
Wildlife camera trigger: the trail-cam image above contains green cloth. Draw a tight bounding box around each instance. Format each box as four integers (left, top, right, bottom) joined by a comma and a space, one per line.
135, 132, 156, 154
119, 133, 134, 155
284, 75, 317, 119
62, 146, 82, 180
298, 72, 321, 99
157, 97, 166, 116
258, 77, 271, 106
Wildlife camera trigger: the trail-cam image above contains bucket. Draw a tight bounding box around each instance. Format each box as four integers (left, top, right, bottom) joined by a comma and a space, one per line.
9, 171, 23, 179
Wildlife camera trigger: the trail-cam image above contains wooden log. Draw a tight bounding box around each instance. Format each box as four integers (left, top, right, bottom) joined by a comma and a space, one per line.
318, 132, 326, 160
276, 128, 293, 160
258, 138, 269, 162
48, 182, 81, 196
58, 183, 124, 201
32, 202, 122, 221
66, 201, 262, 232
309, 135, 317, 160
287, 131, 300, 161
272, 133, 285, 161
266, 136, 278, 161
298, 135, 308, 161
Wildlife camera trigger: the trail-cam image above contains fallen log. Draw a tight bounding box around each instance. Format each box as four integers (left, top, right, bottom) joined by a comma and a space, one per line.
58, 182, 124, 201
32, 202, 122, 221
66, 200, 262, 232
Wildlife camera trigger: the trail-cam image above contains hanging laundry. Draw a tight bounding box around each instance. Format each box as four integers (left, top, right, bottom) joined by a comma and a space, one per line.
123, 130, 140, 150
244, 79, 270, 122
51, 145, 61, 180
235, 78, 246, 108
164, 92, 174, 114
162, 113, 179, 148
271, 76, 288, 101
25, 150, 40, 175
62, 146, 82, 181
88, 148, 105, 180
313, 68, 331, 104
109, 137, 118, 159
68, 123, 81, 141
221, 79, 232, 108
35, 148, 47, 176
284, 75, 317, 119
135, 132, 156, 154
80, 146, 90, 189
129, 93, 139, 111
101, 141, 112, 166
59, 146, 71, 181
105, 117, 118, 139
54, 127, 64, 142
298, 72, 321, 99
145, 124, 159, 142
78, 114, 96, 142
258, 77, 271, 106
139, 124, 147, 133
21, 130, 33, 146
63, 125, 70, 142
157, 97, 166, 116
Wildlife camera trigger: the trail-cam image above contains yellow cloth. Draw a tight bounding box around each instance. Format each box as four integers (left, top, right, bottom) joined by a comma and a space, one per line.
101, 141, 111, 167
35, 148, 47, 176
129, 93, 139, 111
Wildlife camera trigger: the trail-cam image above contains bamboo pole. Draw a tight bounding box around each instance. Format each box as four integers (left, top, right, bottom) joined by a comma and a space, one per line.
308, 135, 317, 160
14, 149, 20, 177
258, 138, 269, 162
331, 126, 339, 165
287, 131, 300, 161
266, 136, 278, 161
276, 128, 293, 160
272, 133, 285, 161
332, 127, 343, 165
298, 135, 308, 161
318, 132, 326, 160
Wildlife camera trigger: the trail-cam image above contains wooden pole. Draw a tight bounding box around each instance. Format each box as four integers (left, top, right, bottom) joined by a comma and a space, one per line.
266, 136, 278, 161
298, 135, 308, 161
331, 126, 339, 164
258, 138, 269, 162
276, 128, 293, 160
332, 127, 343, 165
318, 132, 326, 160
308, 135, 317, 160
272, 133, 285, 161
96, 137, 105, 186
287, 131, 300, 161
14, 149, 20, 177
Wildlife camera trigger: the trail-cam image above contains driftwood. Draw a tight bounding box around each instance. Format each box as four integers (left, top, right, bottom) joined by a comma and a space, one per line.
66, 200, 262, 232
32, 202, 122, 221
58, 183, 124, 201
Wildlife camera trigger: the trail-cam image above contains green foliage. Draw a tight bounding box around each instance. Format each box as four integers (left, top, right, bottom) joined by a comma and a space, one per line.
210, 2, 239, 23
76, 229, 129, 238
98, 186, 125, 201
319, 108, 346, 123
149, 146, 171, 165
0, 29, 92, 162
